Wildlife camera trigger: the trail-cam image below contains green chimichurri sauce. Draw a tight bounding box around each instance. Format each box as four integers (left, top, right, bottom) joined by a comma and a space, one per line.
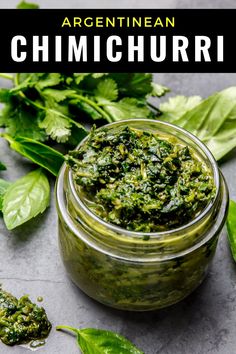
0, 288, 51, 346
67, 126, 215, 232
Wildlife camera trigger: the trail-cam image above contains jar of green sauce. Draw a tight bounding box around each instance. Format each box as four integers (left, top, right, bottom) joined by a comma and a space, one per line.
55, 119, 229, 311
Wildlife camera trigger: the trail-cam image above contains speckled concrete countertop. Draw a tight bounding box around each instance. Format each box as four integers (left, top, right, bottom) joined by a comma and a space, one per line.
0, 1, 236, 353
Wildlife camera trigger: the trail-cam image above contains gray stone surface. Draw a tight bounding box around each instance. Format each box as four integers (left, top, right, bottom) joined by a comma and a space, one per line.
1, 1, 236, 354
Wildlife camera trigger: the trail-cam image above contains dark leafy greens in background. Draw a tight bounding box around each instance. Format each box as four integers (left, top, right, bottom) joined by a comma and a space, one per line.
56, 325, 144, 354
0, 73, 163, 145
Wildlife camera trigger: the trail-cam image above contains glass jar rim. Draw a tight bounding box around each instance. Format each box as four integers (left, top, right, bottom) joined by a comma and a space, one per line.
68, 118, 220, 239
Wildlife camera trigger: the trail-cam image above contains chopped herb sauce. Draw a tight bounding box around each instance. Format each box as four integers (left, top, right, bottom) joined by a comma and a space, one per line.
0, 288, 51, 346
67, 126, 215, 232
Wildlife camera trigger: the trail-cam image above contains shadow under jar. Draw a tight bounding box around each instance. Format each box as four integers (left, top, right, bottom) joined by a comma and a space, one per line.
55, 119, 229, 311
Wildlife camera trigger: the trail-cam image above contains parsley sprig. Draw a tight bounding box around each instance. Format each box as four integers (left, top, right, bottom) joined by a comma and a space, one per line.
0, 73, 167, 146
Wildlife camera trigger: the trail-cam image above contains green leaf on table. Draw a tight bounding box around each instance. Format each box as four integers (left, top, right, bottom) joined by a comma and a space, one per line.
73, 73, 90, 85
42, 88, 76, 103
205, 119, 236, 161
0, 101, 46, 141
227, 200, 236, 262
10, 74, 46, 93
38, 95, 87, 143
103, 98, 150, 121
3, 135, 64, 176
39, 110, 72, 143
10, 73, 62, 93
0, 161, 6, 171
0, 179, 11, 211
70, 99, 102, 120
174, 88, 236, 137
35, 73, 62, 90
110, 73, 153, 98
160, 95, 202, 123
56, 326, 144, 354
17, 1, 39, 9
95, 78, 118, 103
77, 328, 144, 354
0, 89, 11, 103
3, 169, 50, 230
160, 87, 236, 161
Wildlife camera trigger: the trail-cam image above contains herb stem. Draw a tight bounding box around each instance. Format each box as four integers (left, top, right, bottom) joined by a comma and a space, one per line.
56, 325, 78, 334
0, 133, 13, 144
148, 102, 161, 114
0, 73, 14, 81
14, 74, 45, 110
71, 94, 113, 123
14, 73, 29, 100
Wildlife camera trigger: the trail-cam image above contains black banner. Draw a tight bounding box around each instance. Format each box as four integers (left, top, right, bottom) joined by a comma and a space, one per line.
0, 9, 234, 72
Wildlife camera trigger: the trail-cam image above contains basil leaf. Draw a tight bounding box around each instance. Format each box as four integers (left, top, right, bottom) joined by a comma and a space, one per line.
3, 135, 64, 176
56, 326, 144, 354
103, 98, 150, 121
3, 169, 50, 230
0, 161, 6, 171
77, 328, 144, 354
204, 119, 236, 161
0, 179, 11, 211
159, 95, 202, 122
160, 87, 236, 161
175, 88, 236, 138
227, 200, 236, 262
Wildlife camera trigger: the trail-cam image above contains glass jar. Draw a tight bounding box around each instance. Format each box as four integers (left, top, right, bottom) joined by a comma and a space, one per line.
55, 119, 229, 311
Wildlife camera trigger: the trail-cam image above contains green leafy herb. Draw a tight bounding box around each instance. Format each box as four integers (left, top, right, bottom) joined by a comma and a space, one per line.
0, 73, 164, 146
3, 168, 50, 230
103, 98, 151, 121
0, 179, 11, 211
17, 0, 39, 9
0, 100, 46, 141
2, 134, 64, 176
160, 95, 202, 122
95, 78, 118, 103
151, 82, 170, 97
109, 73, 165, 99
56, 325, 144, 354
227, 199, 236, 262
160, 87, 236, 160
